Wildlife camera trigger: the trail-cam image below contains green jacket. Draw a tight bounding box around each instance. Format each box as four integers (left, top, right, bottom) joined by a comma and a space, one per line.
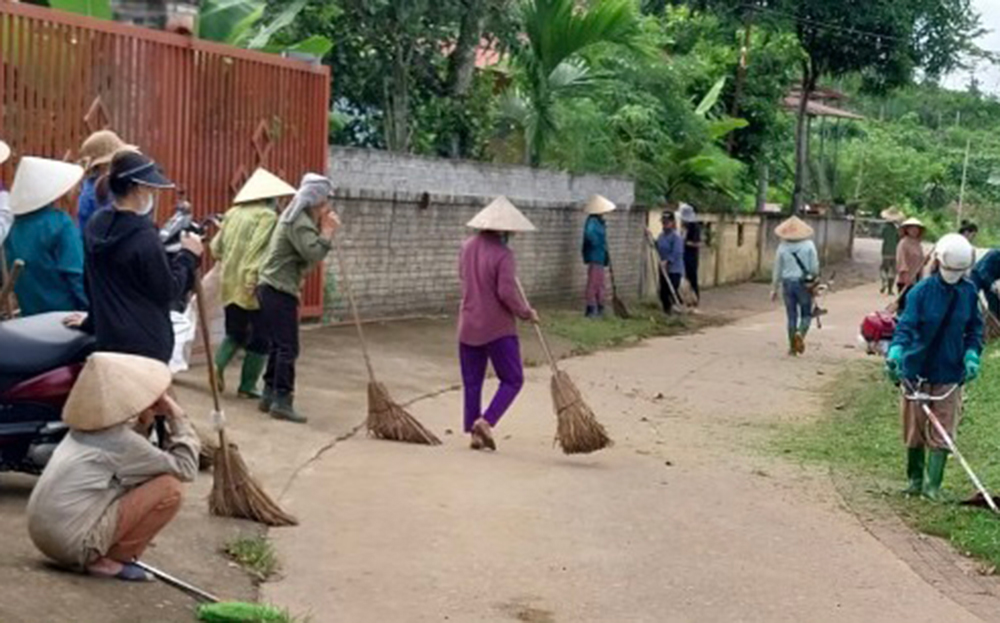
259, 210, 332, 299
210, 202, 277, 310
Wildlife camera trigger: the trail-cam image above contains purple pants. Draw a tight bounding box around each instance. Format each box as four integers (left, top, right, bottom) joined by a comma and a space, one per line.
459, 335, 524, 433
586, 264, 606, 306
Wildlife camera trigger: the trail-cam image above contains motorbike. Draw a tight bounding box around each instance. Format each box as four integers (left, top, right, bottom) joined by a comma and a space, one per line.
0, 199, 217, 475
0, 312, 95, 474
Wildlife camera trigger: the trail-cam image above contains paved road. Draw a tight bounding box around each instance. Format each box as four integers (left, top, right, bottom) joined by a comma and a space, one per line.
262, 271, 990, 621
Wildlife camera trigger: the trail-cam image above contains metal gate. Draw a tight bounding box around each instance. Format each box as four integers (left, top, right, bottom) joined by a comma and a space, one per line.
0, 1, 330, 317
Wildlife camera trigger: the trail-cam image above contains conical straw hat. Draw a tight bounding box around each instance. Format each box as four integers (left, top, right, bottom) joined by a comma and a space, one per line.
233, 168, 297, 204
880, 207, 904, 222
466, 196, 536, 232
900, 217, 925, 229
78, 130, 137, 171
62, 352, 172, 431
0, 140, 9, 165
774, 215, 814, 241
584, 194, 616, 215
9, 157, 84, 216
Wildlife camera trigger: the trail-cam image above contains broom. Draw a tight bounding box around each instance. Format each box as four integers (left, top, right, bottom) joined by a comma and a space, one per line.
193, 274, 297, 526
515, 279, 612, 454
332, 241, 441, 445
606, 253, 630, 319
644, 229, 690, 315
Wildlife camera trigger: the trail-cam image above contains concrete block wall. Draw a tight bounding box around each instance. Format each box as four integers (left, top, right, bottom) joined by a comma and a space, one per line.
327, 188, 646, 319
759, 214, 856, 275
330, 147, 635, 207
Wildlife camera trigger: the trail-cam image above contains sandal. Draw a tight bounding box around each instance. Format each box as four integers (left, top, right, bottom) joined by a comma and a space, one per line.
472, 419, 496, 451
115, 562, 153, 582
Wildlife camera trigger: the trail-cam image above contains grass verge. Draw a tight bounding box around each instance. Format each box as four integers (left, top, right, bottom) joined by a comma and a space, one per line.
541, 302, 723, 355
224, 534, 279, 582
777, 352, 1000, 568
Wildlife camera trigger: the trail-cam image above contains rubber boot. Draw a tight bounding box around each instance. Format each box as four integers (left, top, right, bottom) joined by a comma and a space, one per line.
924, 449, 949, 501
237, 352, 268, 399
585, 305, 596, 318
258, 386, 274, 414
214, 337, 239, 394
904, 447, 925, 496
270, 393, 307, 424
597, 304, 605, 318
787, 329, 798, 356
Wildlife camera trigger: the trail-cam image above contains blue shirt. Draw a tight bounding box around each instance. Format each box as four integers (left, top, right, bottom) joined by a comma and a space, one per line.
4, 205, 88, 316
891, 274, 983, 384
772, 239, 820, 288
77, 175, 111, 232
971, 249, 1000, 292
656, 229, 684, 275
582, 215, 608, 265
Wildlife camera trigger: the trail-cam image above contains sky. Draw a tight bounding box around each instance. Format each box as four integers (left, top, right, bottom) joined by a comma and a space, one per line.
942, 0, 1000, 93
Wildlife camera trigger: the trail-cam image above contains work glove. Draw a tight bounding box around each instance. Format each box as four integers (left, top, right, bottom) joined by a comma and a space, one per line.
885, 345, 902, 384
964, 350, 982, 383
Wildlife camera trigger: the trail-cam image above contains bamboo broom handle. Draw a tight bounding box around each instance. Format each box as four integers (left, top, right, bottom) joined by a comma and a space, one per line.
332, 239, 377, 383
193, 271, 222, 415
0, 248, 15, 318
514, 278, 559, 376
0, 258, 23, 318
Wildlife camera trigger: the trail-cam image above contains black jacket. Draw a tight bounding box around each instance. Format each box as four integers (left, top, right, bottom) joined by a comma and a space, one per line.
81, 209, 199, 364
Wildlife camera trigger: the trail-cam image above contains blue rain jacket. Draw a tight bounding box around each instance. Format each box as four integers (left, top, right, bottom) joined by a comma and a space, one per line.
581, 215, 608, 266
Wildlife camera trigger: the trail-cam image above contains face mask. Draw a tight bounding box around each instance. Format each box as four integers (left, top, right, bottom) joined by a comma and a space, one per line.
940, 268, 964, 285
138, 192, 155, 216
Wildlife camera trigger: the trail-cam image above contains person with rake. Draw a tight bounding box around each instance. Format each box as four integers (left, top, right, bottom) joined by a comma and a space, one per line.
211, 168, 296, 399
581, 195, 614, 318
770, 216, 820, 356
885, 233, 982, 500
656, 210, 684, 315
256, 173, 340, 424
459, 196, 539, 451
26, 353, 200, 582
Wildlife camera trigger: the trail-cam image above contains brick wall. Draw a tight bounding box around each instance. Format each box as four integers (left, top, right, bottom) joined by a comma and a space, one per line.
329, 147, 635, 207
327, 188, 647, 319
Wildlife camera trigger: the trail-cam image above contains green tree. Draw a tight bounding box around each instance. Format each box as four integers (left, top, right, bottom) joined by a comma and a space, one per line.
512, 0, 645, 166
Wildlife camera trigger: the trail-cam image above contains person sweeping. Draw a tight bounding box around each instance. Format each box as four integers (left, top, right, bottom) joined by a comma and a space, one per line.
26, 352, 200, 581
656, 210, 684, 315
581, 195, 614, 318
459, 196, 539, 451
4, 157, 88, 316
879, 207, 903, 295
770, 216, 819, 355
886, 233, 982, 500
256, 173, 339, 424
211, 168, 296, 399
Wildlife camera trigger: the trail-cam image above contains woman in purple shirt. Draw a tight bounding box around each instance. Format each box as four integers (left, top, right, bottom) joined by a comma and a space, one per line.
458, 196, 540, 451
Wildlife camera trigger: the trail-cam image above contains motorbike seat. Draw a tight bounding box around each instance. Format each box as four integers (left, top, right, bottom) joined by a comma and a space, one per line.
0, 312, 95, 377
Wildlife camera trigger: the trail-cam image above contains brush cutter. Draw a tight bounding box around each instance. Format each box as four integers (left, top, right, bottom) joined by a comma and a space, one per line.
134, 561, 220, 603
901, 380, 999, 513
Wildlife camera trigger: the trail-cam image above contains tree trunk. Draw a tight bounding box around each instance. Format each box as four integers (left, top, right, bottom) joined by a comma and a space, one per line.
446, 0, 485, 158
791, 62, 815, 214
384, 41, 411, 152
727, 10, 753, 155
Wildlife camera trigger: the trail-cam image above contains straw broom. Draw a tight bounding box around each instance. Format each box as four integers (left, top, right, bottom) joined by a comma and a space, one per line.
515, 279, 612, 454
193, 275, 297, 526
607, 255, 630, 319
333, 241, 441, 445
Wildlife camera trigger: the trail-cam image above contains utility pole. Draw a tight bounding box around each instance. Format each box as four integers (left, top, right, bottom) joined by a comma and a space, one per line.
958, 137, 971, 227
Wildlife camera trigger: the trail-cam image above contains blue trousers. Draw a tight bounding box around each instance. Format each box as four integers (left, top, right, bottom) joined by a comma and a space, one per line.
782, 279, 813, 334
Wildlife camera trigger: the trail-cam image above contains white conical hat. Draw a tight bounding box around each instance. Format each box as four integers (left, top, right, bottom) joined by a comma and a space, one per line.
584, 194, 616, 215
62, 352, 172, 431
0, 140, 10, 165
774, 215, 814, 241
466, 196, 536, 232
9, 157, 84, 216
233, 167, 297, 204
900, 217, 925, 229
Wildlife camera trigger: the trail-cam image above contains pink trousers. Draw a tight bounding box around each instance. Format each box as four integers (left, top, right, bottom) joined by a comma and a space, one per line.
585, 264, 606, 306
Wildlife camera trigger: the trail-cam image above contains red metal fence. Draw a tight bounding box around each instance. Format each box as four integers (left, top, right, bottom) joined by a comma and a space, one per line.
0, 1, 330, 317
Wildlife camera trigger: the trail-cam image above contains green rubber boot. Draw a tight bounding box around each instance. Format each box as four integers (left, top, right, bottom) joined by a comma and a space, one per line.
214, 337, 240, 394
787, 329, 798, 356
237, 352, 268, 399
258, 386, 274, 414
924, 449, 949, 501
270, 393, 308, 424
904, 447, 925, 496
